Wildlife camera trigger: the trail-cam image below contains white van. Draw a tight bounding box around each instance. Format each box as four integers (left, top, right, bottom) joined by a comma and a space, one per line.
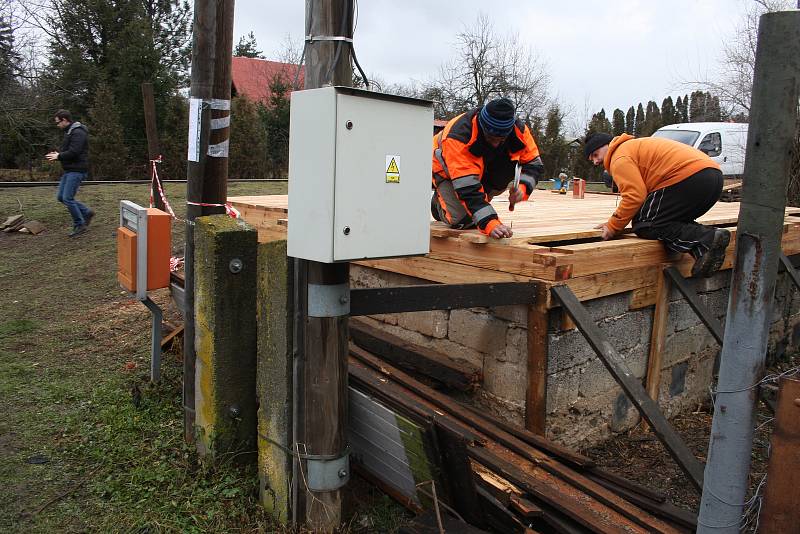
652, 122, 748, 178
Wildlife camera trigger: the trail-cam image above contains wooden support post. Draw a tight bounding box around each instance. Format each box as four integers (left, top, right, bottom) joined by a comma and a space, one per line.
256, 239, 293, 523
141, 82, 164, 211
525, 284, 549, 435
193, 216, 258, 458
292, 1, 354, 530
645, 267, 670, 403
758, 377, 800, 531
295, 261, 350, 529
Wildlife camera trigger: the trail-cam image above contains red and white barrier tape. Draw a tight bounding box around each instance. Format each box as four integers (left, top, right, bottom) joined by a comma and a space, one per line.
169, 256, 184, 272
149, 156, 181, 220
148, 156, 239, 220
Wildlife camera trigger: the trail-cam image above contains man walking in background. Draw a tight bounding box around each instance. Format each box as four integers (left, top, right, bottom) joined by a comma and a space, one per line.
46, 109, 94, 237
585, 132, 730, 278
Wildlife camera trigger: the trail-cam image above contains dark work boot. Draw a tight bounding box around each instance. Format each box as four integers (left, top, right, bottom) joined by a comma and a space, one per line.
691, 229, 731, 278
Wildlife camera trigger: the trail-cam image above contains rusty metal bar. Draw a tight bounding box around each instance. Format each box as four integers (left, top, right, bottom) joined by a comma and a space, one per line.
698, 11, 800, 533
758, 377, 800, 531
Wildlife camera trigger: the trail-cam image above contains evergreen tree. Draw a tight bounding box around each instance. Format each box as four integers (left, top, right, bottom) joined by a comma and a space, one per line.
634, 103, 645, 136
538, 104, 567, 179
88, 82, 130, 180
44, 0, 192, 168
661, 96, 676, 126
689, 90, 706, 122
707, 95, 721, 121
229, 96, 268, 178
643, 100, 662, 136
625, 106, 635, 134
612, 108, 625, 136
588, 108, 612, 134
233, 31, 264, 58
681, 94, 689, 122
259, 74, 292, 178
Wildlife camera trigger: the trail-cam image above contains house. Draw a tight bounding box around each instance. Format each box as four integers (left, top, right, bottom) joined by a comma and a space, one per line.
231, 57, 305, 106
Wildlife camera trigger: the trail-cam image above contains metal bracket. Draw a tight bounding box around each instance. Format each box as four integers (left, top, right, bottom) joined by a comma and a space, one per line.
308, 283, 350, 317
306, 451, 350, 492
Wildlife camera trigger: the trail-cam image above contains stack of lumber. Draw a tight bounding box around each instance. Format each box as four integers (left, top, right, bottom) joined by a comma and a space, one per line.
348, 345, 696, 533
1, 214, 45, 234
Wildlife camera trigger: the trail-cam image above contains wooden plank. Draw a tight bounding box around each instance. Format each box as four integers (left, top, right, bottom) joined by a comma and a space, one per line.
350, 346, 683, 533
645, 269, 670, 404
355, 256, 528, 284
433, 415, 486, 528
350, 318, 482, 392
349, 282, 538, 316
758, 377, 800, 532
459, 402, 594, 469
551, 285, 705, 492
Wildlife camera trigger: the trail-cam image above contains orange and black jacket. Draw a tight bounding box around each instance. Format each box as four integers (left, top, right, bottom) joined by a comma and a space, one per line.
432, 109, 544, 234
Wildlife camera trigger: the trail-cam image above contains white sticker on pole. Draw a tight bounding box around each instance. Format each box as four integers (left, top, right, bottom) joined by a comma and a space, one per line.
385, 155, 400, 183
187, 97, 202, 162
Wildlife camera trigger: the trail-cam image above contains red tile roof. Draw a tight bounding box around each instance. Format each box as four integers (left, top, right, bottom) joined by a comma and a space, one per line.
231, 57, 305, 105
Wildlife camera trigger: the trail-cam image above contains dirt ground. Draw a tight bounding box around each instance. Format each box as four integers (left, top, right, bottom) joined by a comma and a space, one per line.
582, 354, 797, 532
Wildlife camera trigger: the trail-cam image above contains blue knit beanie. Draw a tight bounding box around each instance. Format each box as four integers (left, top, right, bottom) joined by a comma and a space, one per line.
478, 98, 516, 136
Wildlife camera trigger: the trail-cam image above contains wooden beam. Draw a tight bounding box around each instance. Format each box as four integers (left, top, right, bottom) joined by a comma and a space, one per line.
350, 318, 481, 392
551, 285, 705, 492
645, 268, 671, 403
349, 282, 537, 316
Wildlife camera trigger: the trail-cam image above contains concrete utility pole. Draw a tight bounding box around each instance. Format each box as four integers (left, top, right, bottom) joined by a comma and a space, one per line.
293, 1, 354, 530
697, 11, 800, 533
141, 82, 165, 211
183, 0, 235, 443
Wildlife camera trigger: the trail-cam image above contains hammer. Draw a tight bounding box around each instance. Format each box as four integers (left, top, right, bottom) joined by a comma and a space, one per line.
509, 162, 521, 212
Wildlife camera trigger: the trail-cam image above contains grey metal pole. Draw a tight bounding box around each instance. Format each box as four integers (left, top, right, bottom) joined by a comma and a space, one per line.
142, 297, 163, 382
697, 11, 800, 533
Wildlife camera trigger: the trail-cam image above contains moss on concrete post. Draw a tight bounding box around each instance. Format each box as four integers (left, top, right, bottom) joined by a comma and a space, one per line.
256, 239, 293, 523
194, 215, 258, 459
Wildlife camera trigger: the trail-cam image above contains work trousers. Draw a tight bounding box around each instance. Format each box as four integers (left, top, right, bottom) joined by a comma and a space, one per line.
632, 167, 724, 258
430, 179, 504, 229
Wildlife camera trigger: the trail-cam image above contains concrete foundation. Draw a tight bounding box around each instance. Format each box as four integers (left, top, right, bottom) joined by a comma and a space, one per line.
351, 260, 800, 447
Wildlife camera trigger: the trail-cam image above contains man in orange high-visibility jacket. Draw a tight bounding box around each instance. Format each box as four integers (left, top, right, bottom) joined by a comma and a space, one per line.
431, 97, 544, 239
585, 132, 731, 278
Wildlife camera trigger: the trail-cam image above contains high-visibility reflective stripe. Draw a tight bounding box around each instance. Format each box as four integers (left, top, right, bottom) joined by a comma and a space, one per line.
434, 132, 451, 178
519, 175, 535, 190
452, 175, 480, 190
472, 205, 496, 224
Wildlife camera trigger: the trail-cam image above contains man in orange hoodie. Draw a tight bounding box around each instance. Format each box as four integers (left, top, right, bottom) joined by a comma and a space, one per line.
431, 97, 544, 239
584, 132, 730, 278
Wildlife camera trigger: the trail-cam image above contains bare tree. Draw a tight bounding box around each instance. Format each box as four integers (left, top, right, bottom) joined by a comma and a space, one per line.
693, 0, 793, 114
422, 13, 550, 121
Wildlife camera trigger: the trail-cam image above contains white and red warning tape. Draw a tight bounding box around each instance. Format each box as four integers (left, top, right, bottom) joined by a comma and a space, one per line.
148, 155, 240, 220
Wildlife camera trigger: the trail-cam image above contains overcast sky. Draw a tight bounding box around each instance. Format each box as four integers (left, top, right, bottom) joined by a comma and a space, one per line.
233, 1, 752, 127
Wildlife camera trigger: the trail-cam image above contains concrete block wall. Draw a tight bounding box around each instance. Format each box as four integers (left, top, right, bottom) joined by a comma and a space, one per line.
351, 262, 800, 447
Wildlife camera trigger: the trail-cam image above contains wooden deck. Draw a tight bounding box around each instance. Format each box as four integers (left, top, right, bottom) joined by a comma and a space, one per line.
228, 190, 800, 309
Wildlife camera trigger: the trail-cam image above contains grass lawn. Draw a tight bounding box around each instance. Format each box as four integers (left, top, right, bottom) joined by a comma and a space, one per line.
0, 181, 407, 533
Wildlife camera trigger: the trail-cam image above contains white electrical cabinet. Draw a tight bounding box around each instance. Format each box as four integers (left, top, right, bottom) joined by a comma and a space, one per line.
287, 86, 433, 263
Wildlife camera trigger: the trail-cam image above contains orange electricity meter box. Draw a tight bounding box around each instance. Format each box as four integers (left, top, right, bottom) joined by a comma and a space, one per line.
117, 201, 171, 298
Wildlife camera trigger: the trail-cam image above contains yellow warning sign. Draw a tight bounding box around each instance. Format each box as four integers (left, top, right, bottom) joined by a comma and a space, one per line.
385, 155, 400, 183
